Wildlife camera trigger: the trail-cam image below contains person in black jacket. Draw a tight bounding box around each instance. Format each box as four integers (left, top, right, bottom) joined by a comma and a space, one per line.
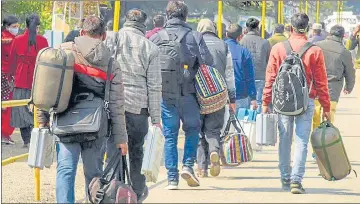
64, 18, 85, 42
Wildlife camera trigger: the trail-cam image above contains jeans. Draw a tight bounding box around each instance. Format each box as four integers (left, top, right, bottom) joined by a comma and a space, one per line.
255, 80, 265, 113
312, 100, 337, 130
197, 108, 225, 170
106, 109, 149, 198
162, 95, 201, 181
278, 99, 315, 183
56, 137, 105, 203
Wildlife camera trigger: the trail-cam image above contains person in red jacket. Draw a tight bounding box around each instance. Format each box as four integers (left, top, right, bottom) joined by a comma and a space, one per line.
1, 15, 19, 145
9, 14, 49, 148
262, 13, 330, 194
145, 15, 164, 39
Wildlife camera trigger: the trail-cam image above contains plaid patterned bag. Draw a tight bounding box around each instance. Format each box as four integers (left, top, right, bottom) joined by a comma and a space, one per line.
195, 64, 228, 114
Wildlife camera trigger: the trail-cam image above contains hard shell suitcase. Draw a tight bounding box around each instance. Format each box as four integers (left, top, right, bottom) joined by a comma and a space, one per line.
141, 126, 165, 183
256, 114, 278, 146
237, 108, 257, 121
311, 121, 355, 181
28, 128, 55, 169
240, 119, 262, 151
32, 47, 75, 113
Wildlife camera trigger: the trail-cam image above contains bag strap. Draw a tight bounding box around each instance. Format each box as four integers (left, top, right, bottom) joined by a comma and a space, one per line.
221, 108, 245, 139
102, 151, 121, 183
119, 155, 132, 186
175, 28, 191, 43
297, 42, 314, 58
283, 41, 293, 56
157, 29, 170, 41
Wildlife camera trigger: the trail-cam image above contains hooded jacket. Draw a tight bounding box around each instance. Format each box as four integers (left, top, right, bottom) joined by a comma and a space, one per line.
316, 36, 356, 102
37, 35, 128, 144
197, 19, 236, 103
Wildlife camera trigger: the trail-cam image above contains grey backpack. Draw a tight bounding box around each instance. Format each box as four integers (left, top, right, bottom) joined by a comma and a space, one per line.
272, 41, 313, 116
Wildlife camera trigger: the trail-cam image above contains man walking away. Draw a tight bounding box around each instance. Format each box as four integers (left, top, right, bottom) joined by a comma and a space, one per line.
146, 15, 165, 39
224, 24, 257, 111
262, 13, 331, 194
240, 17, 271, 113
196, 18, 236, 178
348, 24, 360, 69
309, 23, 326, 43
313, 25, 356, 129
150, 1, 203, 190
268, 24, 288, 47
320, 22, 329, 39
104, 20, 117, 55
37, 16, 128, 203
108, 9, 162, 202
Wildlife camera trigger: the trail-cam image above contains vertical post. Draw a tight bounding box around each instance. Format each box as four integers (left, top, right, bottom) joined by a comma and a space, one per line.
278, 0, 281, 24
341, 1, 344, 24
316, 0, 320, 23
261, 0, 266, 39
299, 0, 303, 13
34, 108, 40, 201
217, 0, 223, 39
305, 0, 309, 15
113, 0, 121, 32
337, 1, 341, 24
281, 1, 284, 25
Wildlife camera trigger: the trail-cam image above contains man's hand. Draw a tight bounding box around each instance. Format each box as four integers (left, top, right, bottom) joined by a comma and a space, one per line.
153, 123, 163, 131
343, 89, 351, 95
251, 100, 258, 110
323, 112, 331, 121
229, 103, 236, 113
262, 105, 270, 114
353, 25, 360, 36
116, 143, 128, 155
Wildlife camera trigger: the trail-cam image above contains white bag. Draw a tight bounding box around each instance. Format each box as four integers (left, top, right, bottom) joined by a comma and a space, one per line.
28, 128, 56, 169
240, 119, 262, 151
141, 126, 164, 183
256, 114, 278, 146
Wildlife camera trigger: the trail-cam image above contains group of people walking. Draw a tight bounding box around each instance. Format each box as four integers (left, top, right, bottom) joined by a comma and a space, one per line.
1, 0, 358, 202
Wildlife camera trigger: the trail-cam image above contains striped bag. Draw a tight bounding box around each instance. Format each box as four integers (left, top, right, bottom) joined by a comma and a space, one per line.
195, 64, 228, 114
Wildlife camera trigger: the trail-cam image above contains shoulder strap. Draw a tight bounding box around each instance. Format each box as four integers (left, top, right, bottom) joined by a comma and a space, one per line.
297, 42, 314, 58
175, 28, 191, 43
157, 29, 170, 41
283, 40, 293, 55
104, 57, 113, 104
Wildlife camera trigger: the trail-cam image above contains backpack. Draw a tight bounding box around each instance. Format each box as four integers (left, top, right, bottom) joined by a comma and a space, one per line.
155, 28, 191, 103
195, 64, 228, 114
272, 41, 314, 116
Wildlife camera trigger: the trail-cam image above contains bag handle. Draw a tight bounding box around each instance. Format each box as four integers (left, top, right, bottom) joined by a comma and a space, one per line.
101, 151, 121, 183
104, 57, 113, 108
119, 155, 132, 186
221, 108, 246, 139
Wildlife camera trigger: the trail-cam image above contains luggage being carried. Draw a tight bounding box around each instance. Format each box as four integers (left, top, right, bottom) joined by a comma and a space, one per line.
141, 126, 165, 183
272, 41, 313, 116
28, 128, 55, 169
311, 121, 356, 181
220, 109, 253, 166
195, 64, 228, 114
32, 47, 75, 113
88, 152, 137, 203
50, 58, 114, 143
256, 113, 278, 146
237, 108, 261, 151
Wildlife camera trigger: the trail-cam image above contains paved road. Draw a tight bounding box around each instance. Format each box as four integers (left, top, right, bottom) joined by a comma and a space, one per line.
2, 70, 360, 203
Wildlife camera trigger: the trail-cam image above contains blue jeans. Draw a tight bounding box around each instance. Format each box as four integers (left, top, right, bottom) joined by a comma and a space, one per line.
56, 137, 105, 203
162, 95, 201, 181
255, 80, 265, 113
278, 99, 315, 183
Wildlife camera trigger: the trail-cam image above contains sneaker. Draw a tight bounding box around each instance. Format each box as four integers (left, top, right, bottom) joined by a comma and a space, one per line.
165, 181, 178, 190
181, 166, 200, 187
290, 181, 306, 194
197, 169, 208, 178
210, 152, 221, 177
1, 138, 15, 145
137, 185, 149, 203
281, 178, 291, 191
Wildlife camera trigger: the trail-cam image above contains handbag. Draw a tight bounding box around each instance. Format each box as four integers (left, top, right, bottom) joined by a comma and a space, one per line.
88, 152, 137, 204
220, 108, 253, 166
50, 58, 114, 143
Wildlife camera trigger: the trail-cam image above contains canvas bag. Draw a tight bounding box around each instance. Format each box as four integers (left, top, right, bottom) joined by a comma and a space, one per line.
50, 58, 114, 143
88, 152, 137, 204
272, 41, 313, 116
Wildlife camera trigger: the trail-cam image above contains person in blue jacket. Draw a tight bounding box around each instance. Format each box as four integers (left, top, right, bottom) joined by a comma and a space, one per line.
224, 24, 257, 112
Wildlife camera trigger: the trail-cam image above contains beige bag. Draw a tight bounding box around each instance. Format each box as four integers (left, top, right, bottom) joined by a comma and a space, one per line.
32, 47, 75, 113
311, 121, 356, 181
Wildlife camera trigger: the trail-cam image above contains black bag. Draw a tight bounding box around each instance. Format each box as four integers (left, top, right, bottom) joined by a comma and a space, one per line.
272, 41, 313, 116
88, 152, 137, 203
50, 58, 114, 143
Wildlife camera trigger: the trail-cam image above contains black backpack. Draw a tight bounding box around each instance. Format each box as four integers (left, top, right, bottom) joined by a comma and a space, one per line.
272, 41, 314, 116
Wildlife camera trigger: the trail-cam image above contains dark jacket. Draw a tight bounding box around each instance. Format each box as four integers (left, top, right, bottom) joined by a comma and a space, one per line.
240, 31, 271, 80
37, 35, 128, 144
225, 38, 257, 101
150, 18, 204, 98
268, 33, 288, 47
315, 36, 356, 102
64, 30, 80, 43
309, 34, 326, 43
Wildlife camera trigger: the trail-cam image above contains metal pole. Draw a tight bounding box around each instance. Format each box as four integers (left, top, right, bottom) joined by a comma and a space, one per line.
305, 0, 309, 15
281, 1, 284, 25
341, 1, 344, 24
300, 0, 303, 13
217, 0, 223, 39
337, 1, 341, 24
114, 0, 121, 32
261, 0, 266, 39
34, 107, 40, 201
278, 1, 281, 24
316, 0, 320, 23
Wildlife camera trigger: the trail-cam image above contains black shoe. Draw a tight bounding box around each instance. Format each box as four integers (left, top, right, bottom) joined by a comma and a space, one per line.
137, 185, 149, 203
290, 181, 306, 194
281, 178, 291, 191
181, 166, 200, 187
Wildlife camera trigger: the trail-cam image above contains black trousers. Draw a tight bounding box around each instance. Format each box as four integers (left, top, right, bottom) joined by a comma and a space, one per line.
197, 107, 225, 170
20, 127, 32, 144
106, 109, 149, 198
